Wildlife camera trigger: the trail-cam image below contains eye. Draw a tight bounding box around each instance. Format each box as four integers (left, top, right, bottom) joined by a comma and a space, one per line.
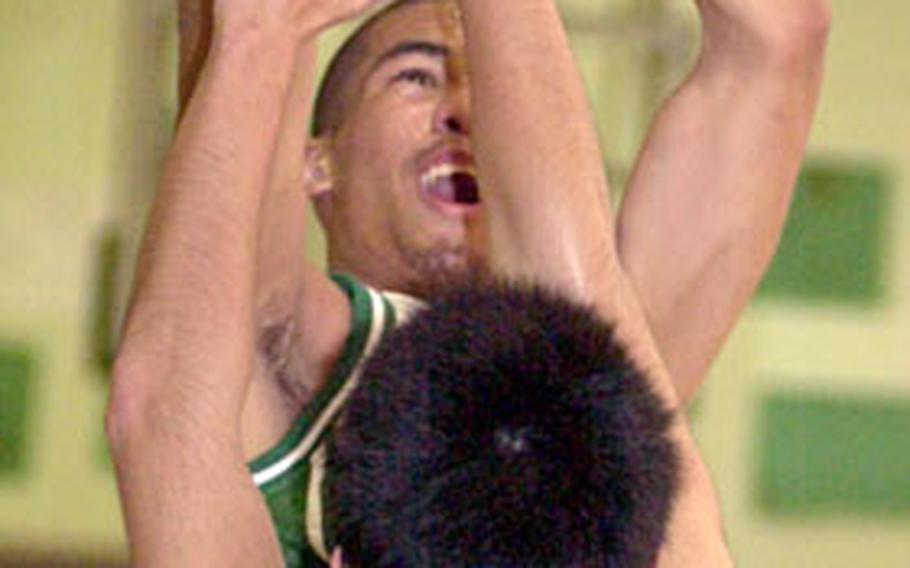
391, 68, 439, 89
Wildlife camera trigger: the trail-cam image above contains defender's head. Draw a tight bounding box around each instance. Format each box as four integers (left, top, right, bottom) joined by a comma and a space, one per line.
330, 281, 680, 567
305, 0, 485, 298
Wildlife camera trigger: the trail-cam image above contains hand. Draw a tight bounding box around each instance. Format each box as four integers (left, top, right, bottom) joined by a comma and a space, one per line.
214, 0, 385, 42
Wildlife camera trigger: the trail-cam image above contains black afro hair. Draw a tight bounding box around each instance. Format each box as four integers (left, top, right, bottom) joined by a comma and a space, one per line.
330, 280, 680, 567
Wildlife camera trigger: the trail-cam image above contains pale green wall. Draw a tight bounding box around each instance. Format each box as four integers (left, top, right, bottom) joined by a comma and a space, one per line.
0, 0, 127, 559
1, 0, 908, 564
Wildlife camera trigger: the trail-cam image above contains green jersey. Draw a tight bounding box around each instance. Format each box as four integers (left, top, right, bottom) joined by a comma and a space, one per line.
248, 274, 422, 567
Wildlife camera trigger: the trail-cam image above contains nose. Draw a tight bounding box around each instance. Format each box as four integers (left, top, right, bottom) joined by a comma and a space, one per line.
433, 83, 471, 137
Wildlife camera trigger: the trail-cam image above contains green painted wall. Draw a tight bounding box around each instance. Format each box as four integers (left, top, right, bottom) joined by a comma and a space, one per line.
0, 0, 138, 561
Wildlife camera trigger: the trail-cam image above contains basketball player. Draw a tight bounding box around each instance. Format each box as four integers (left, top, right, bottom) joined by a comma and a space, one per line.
106, 0, 829, 564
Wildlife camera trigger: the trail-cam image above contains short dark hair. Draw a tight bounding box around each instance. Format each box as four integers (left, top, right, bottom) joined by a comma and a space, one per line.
330, 280, 680, 567
311, 0, 434, 137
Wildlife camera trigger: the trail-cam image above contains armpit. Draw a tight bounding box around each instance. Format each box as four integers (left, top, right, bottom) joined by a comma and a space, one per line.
258, 317, 312, 407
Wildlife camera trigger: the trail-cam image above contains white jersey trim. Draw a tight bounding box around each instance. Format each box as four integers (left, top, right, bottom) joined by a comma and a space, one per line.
306, 444, 330, 562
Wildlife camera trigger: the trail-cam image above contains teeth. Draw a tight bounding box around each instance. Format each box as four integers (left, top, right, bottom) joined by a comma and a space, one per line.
420, 163, 477, 187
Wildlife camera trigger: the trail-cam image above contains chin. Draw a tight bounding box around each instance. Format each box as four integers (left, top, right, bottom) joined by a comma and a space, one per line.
399, 244, 488, 299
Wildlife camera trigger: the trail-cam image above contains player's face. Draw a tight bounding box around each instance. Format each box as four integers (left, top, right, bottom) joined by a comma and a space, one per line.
319, 0, 487, 297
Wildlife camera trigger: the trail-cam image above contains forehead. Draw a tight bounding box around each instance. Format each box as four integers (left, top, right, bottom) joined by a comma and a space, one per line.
363, 1, 464, 62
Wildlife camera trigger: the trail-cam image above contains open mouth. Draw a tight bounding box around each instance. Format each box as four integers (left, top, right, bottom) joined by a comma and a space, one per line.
420, 163, 481, 207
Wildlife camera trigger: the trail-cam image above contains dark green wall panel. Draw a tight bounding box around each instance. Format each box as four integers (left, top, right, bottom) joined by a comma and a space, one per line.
758, 161, 890, 305
0, 344, 34, 476
757, 393, 910, 515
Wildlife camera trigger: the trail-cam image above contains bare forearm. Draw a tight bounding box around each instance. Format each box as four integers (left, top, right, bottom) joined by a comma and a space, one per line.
456, 0, 616, 301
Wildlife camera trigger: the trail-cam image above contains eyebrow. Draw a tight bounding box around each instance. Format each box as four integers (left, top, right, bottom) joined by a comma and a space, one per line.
368, 41, 450, 77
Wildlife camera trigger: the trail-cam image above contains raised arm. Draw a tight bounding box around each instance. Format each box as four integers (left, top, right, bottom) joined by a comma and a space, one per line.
177, 0, 351, 418
457, 0, 616, 303
107, 0, 374, 563
457, 0, 660, 383
618, 0, 831, 402
455, 1, 730, 564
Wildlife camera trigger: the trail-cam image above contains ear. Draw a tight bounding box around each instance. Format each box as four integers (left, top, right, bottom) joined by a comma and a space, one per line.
303, 138, 335, 198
